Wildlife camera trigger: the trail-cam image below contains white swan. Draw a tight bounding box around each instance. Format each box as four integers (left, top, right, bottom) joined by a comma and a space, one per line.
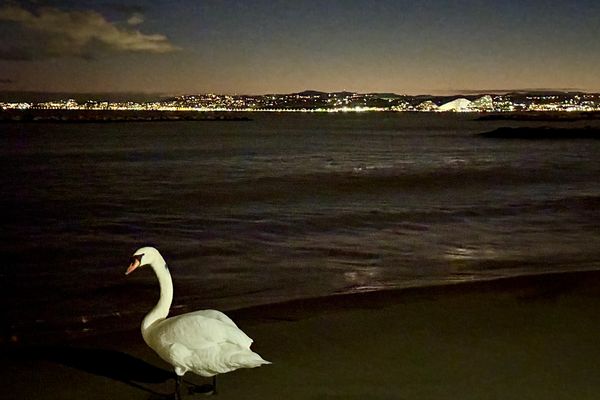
125, 246, 270, 398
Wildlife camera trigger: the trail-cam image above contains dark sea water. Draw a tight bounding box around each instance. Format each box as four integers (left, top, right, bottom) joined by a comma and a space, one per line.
2, 112, 600, 342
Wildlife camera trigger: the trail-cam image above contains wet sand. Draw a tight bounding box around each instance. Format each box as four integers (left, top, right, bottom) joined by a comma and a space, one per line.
2, 270, 600, 400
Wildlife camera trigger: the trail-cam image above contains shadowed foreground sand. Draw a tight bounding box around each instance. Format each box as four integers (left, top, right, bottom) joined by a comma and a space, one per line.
3, 270, 600, 400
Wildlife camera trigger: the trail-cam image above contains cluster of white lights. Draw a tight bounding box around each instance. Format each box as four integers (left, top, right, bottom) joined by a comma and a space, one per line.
2, 94, 600, 113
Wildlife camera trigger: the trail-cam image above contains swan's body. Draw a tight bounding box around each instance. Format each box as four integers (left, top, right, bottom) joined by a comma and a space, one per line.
126, 247, 269, 395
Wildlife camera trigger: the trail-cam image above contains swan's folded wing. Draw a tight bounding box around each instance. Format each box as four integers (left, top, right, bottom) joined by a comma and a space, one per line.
169, 341, 268, 377
167, 342, 193, 375
183, 309, 240, 329
153, 313, 254, 350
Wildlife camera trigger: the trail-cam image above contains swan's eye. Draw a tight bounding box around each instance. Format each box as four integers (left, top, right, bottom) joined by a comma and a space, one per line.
130, 254, 144, 265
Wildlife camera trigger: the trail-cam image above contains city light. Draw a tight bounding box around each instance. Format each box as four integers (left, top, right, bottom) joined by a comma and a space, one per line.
1, 92, 599, 113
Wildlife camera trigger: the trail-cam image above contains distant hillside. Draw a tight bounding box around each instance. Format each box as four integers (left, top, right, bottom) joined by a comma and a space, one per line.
289, 90, 329, 97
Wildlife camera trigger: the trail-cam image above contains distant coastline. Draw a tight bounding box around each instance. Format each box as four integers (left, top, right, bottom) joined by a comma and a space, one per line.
5, 108, 600, 125
0, 109, 251, 123
2, 90, 599, 113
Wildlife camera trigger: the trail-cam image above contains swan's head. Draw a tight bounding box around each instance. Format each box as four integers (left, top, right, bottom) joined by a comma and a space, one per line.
125, 246, 164, 275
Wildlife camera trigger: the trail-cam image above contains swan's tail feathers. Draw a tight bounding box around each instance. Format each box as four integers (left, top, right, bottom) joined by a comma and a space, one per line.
187, 343, 271, 376
230, 348, 271, 369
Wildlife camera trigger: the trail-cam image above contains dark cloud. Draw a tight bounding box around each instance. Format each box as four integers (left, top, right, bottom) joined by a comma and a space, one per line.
0, 46, 36, 61
0, 4, 179, 60
0, 1, 144, 11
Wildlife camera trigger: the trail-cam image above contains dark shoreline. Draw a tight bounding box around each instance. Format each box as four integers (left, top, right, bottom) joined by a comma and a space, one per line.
3, 267, 600, 399
228, 268, 600, 323
4, 268, 600, 351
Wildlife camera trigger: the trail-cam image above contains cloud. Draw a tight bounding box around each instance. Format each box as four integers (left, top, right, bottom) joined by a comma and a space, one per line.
0, 4, 179, 60
127, 12, 144, 26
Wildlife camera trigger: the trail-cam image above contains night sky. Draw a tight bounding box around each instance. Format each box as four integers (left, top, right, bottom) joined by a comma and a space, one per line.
1, 0, 599, 95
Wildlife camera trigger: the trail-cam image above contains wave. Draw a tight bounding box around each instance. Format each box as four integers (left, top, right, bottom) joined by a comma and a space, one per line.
138, 193, 600, 246
169, 166, 579, 208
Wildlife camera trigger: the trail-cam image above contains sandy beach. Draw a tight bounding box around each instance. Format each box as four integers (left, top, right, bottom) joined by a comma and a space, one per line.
3, 270, 600, 400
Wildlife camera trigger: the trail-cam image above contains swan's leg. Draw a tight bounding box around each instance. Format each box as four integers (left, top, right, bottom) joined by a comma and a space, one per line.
174, 375, 182, 400
212, 375, 217, 395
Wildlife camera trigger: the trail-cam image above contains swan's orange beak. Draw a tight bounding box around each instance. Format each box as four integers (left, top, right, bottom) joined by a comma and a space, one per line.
125, 257, 141, 275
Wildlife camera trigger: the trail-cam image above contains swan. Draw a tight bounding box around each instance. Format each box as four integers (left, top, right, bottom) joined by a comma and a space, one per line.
125, 246, 270, 398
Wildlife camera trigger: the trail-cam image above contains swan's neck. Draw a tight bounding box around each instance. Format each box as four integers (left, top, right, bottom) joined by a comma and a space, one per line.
141, 259, 173, 337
